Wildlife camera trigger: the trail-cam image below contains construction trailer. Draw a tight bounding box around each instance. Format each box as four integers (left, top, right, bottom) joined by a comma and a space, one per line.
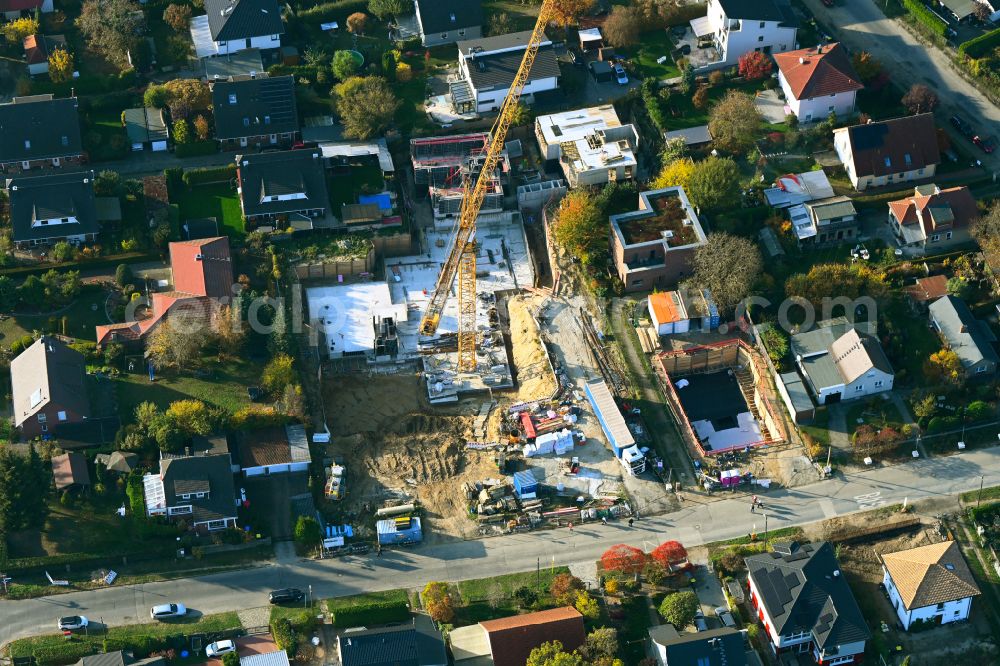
376, 515, 423, 545
513, 470, 539, 499
583, 378, 646, 475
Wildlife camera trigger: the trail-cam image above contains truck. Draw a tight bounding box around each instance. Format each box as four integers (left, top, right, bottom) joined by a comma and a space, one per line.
584, 378, 646, 475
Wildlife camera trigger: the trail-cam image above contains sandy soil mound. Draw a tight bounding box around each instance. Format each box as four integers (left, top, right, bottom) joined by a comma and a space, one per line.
507, 294, 557, 400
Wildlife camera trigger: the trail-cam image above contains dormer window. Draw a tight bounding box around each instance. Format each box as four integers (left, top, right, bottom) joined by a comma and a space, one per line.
450, 12, 456, 22
243, 117, 250, 127
61, 136, 68, 146
904, 153, 912, 166
229, 93, 238, 104
884, 157, 891, 167
24, 140, 30, 150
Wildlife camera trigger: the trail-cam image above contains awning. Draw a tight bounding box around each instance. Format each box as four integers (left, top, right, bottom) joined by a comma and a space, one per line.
690, 16, 714, 38
189, 15, 219, 58
789, 204, 816, 240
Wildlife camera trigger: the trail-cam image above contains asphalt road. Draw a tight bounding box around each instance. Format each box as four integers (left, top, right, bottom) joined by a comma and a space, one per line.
802, 0, 1000, 173
4, 443, 999, 646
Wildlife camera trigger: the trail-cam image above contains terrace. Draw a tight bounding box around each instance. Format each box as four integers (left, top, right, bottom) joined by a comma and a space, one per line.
616, 192, 700, 248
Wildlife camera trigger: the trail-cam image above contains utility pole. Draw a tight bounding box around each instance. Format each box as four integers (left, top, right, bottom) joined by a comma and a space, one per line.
978, 475, 985, 508
764, 512, 769, 549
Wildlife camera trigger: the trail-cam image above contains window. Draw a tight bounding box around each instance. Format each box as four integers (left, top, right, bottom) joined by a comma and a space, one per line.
874, 380, 883, 388
37, 412, 47, 423
937, 603, 945, 611
180, 493, 190, 500
195, 492, 205, 499
884, 157, 892, 167
243, 118, 250, 127
977, 366, 987, 373
931, 234, 940, 242
904, 153, 912, 166
58, 411, 67, 421
855, 384, 864, 391
441, 33, 448, 39
264, 115, 271, 125
757, 35, 764, 42
458, 29, 465, 36
270, 34, 278, 41
631, 279, 643, 287
228, 93, 237, 104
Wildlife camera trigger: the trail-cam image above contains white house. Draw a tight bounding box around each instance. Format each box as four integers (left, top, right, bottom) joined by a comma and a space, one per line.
452, 31, 560, 114
689, 0, 798, 70
833, 114, 940, 191
190, 0, 283, 59
238, 424, 311, 476
880, 541, 981, 631
534, 106, 638, 187
746, 541, 869, 665
774, 43, 863, 122
790, 320, 894, 405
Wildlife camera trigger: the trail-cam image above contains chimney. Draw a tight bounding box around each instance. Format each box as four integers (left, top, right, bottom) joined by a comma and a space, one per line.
961, 324, 969, 333
798, 57, 805, 64
816, 43, 823, 54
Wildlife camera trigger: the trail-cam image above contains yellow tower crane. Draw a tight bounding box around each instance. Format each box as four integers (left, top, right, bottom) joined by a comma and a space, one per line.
419, 0, 555, 373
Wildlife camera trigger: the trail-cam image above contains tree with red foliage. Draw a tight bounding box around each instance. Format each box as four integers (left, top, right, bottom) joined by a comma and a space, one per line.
601, 544, 647, 574
650, 541, 688, 569
738, 51, 773, 80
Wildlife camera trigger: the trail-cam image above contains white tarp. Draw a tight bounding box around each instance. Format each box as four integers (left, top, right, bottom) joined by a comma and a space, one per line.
690, 16, 714, 37
524, 429, 574, 457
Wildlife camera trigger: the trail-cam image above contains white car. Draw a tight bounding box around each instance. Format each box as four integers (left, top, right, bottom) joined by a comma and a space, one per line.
614, 64, 629, 85
206, 640, 236, 658
150, 603, 187, 620
58, 616, 89, 631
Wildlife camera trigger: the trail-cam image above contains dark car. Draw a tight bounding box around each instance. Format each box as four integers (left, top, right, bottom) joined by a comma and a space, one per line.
269, 588, 305, 604
973, 135, 996, 154
950, 115, 974, 138
571, 48, 585, 67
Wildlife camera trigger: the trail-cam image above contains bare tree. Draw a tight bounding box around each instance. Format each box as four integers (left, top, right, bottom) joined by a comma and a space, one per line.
901, 84, 939, 114
690, 233, 762, 313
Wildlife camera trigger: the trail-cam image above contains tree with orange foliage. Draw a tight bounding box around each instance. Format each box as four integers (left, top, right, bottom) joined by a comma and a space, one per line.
346, 12, 368, 34
650, 540, 688, 570
738, 50, 773, 80
600, 544, 647, 574
550, 0, 595, 26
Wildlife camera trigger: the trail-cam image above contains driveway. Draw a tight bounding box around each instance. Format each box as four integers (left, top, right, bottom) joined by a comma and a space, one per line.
800, 0, 999, 173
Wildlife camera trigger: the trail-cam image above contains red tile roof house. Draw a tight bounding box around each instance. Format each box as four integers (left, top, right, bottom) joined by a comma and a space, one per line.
774, 43, 863, 123
449, 607, 586, 666
1, 0, 53, 21
23, 34, 66, 76
96, 237, 235, 348
887, 184, 979, 254
832, 113, 940, 191
10, 337, 91, 439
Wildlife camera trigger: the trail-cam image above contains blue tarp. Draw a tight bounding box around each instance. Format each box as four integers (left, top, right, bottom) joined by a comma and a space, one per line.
513, 471, 538, 497
359, 192, 392, 213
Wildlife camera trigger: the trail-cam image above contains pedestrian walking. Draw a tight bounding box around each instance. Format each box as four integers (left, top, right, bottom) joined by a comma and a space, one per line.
628, 518, 634, 527
601, 516, 608, 526
568, 522, 574, 532
752, 494, 758, 506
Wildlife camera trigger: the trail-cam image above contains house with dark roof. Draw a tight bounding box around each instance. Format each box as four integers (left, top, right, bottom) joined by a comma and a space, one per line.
338, 617, 447, 666
23, 34, 66, 76
833, 114, 940, 191
452, 31, 560, 114
74, 650, 165, 666
143, 451, 238, 531
449, 607, 585, 666
236, 149, 329, 228
413, 0, 483, 47
124, 107, 170, 152
0, 95, 83, 172
774, 43, 863, 122
5, 170, 99, 247
1, 0, 53, 23
608, 187, 708, 293
237, 424, 311, 476
211, 75, 299, 150
887, 184, 978, 253
688, 0, 797, 70
799, 195, 859, 246
928, 295, 999, 378
790, 319, 894, 405
190, 0, 283, 59
10, 337, 91, 439
647, 625, 747, 666
96, 237, 234, 347
880, 541, 981, 630
746, 541, 870, 665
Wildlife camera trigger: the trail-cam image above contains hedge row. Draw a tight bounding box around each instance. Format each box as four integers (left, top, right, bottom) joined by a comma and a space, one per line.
31, 643, 97, 666
181, 164, 237, 187
7, 543, 176, 573
296, 0, 366, 23
902, 0, 948, 37
0, 252, 157, 280
175, 140, 219, 158
328, 599, 411, 627
958, 27, 1000, 59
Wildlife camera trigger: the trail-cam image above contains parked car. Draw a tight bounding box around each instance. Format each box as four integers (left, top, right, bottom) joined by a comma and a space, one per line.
58, 616, 89, 631
269, 588, 305, 604
150, 603, 187, 620
973, 135, 996, 154
614, 63, 629, 85
571, 48, 585, 67
714, 606, 736, 628
206, 640, 236, 658
950, 115, 974, 138
694, 609, 709, 632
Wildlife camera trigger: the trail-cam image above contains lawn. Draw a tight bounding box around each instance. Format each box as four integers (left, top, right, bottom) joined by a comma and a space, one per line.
327, 163, 386, 213
115, 354, 262, 417
881, 295, 940, 386
174, 183, 245, 240
845, 399, 907, 437
629, 29, 680, 81
452, 566, 570, 625
8, 612, 242, 661
7, 494, 135, 559
801, 407, 832, 448
0, 284, 111, 347
660, 79, 765, 131
82, 109, 130, 162
327, 588, 410, 614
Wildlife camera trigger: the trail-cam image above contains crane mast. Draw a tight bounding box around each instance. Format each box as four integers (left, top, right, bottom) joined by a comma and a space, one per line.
419, 0, 554, 372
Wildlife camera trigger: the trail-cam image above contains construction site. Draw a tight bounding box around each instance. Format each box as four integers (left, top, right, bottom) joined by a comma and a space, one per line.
654, 339, 803, 492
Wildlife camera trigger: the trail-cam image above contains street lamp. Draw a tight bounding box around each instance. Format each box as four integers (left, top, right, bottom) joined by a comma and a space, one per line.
978, 475, 985, 509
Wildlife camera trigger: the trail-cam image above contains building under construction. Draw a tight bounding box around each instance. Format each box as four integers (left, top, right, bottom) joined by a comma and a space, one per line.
655, 339, 786, 458
411, 133, 511, 223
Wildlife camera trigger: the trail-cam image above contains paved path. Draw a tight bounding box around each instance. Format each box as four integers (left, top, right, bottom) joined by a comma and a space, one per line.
4, 443, 1000, 646
801, 0, 999, 174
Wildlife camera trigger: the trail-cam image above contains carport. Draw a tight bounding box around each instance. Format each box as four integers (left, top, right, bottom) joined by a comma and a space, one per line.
589, 60, 613, 83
